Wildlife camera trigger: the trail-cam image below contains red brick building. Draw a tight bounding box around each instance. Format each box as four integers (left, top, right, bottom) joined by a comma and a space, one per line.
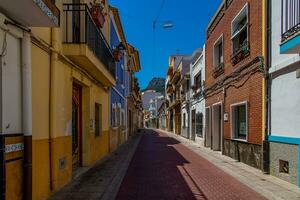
204, 0, 264, 169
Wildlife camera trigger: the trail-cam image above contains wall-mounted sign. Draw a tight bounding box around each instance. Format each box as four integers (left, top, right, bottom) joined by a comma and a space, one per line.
224, 113, 229, 122
89, 119, 95, 131
5, 143, 24, 153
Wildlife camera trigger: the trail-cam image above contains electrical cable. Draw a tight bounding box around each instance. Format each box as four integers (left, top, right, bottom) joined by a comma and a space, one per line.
155, 0, 166, 22
0, 31, 7, 57
152, 0, 167, 78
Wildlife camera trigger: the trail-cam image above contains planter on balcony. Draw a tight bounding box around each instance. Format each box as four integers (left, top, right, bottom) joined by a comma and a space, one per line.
191, 85, 198, 91
113, 49, 123, 61
91, 4, 106, 28
231, 42, 250, 66
213, 63, 224, 78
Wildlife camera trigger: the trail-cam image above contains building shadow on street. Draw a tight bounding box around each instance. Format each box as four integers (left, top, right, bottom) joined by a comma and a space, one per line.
116, 129, 206, 200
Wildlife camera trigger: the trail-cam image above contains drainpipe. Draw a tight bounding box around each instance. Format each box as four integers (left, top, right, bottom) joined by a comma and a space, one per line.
49, 27, 59, 190
222, 87, 226, 155
22, 32, 32, 200
262, 0, 271, 174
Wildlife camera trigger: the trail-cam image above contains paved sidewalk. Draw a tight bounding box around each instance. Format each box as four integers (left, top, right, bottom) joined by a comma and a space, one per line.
49, 133, 141, 200
157, 128, 300, 200
116, 129, 267, 200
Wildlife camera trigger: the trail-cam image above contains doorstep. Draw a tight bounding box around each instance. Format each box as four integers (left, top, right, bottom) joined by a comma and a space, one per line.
156, 128, 300, 200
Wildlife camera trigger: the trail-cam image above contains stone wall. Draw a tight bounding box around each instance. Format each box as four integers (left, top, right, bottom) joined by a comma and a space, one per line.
223, 139, 261, 169
270, 142, 298, 186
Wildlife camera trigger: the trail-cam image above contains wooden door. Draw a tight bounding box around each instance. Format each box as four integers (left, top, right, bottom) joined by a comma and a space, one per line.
72, 83, 82, 170
205, 108, 211, 147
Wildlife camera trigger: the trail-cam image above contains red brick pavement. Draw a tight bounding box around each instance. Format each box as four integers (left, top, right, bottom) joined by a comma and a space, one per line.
116, 130, 266, 200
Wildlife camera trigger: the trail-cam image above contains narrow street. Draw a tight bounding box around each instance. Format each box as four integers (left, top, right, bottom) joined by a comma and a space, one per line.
116, 129, 266, 200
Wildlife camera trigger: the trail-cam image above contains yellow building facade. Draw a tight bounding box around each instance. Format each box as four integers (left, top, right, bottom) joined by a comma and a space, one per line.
0, 0, 117, 199
0, 0, 144, 199
30, 1, 114, 199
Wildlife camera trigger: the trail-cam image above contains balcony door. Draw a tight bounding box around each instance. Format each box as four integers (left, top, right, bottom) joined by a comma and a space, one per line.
72, 0, 81, 43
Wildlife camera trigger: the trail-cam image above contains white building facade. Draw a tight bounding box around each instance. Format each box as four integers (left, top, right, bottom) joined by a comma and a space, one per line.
268, 0, 300, 187
189, 46, 206, 145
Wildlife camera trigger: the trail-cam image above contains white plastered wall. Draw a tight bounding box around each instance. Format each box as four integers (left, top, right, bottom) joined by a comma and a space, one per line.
0, 14, 23, 135
190, 45, 206, 145
270, 1, 300, 138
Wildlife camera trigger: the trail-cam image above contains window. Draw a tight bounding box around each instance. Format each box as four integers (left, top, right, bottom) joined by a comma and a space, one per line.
231, 4, 248, 54
194, 72, 202, 89
183, 113, 186, 128
196, 113, 203, 137
281, 0, 300, 42
117, 105, 121, 126
186, 80, 190, 91
112, 107, 115, 126
121, 110, 125, 127
112, 104, 117, 127
213, 36, 224, 69
95, 103, 102, 136
231, 102, 247, 140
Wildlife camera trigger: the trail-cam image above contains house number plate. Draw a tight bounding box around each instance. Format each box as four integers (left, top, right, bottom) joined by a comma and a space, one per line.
5, 143, 24, 153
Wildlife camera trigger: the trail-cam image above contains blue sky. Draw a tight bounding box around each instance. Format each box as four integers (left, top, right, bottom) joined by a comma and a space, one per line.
110, 0, 222, 89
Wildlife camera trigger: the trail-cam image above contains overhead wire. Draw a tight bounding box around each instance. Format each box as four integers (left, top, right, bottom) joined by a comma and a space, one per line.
152, 0, 167, 78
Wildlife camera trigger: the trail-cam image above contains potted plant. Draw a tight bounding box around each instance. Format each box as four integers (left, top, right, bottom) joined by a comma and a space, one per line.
91, 1, 106, 28
113, 48, 122, 61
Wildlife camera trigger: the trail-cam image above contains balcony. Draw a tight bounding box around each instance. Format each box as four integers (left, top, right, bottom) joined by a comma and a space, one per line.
170, 70, 181, 84
280, 0, 300, 54
62, 4, 115, 86
213, 63, 224, 78
231, 42, 250, 66
166, 83, 174, 94
0, 0, 59, 27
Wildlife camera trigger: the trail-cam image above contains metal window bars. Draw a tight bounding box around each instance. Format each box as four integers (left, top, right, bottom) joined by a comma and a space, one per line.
281, 0, 300, 42
63, 4, 115, 76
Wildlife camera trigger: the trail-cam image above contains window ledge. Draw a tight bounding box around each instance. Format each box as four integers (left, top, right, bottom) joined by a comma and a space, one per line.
231, 42, 250, 66
231, 138, 248, 143
213, 63, 224, 78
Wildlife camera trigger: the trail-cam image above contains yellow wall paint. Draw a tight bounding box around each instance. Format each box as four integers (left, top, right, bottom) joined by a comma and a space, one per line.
6, 160, 23, 200
29, 1, 114, 199
50, 136, 72, 192
89, 130, 110, 164
31, 28, 51, 45
50, 59, 73, 139
62, 44, 115, 86
31, 39, 112, 200
32, 44, 50, 140
32, 139, 50, 200
4, 136, 24, 200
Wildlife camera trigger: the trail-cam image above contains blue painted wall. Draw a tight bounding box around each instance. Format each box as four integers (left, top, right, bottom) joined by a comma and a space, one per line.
110, 18, 128, 125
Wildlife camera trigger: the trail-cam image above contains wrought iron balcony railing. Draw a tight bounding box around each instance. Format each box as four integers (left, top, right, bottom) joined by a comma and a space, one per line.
281, 0, 300, 42
63, 4, 115, 76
